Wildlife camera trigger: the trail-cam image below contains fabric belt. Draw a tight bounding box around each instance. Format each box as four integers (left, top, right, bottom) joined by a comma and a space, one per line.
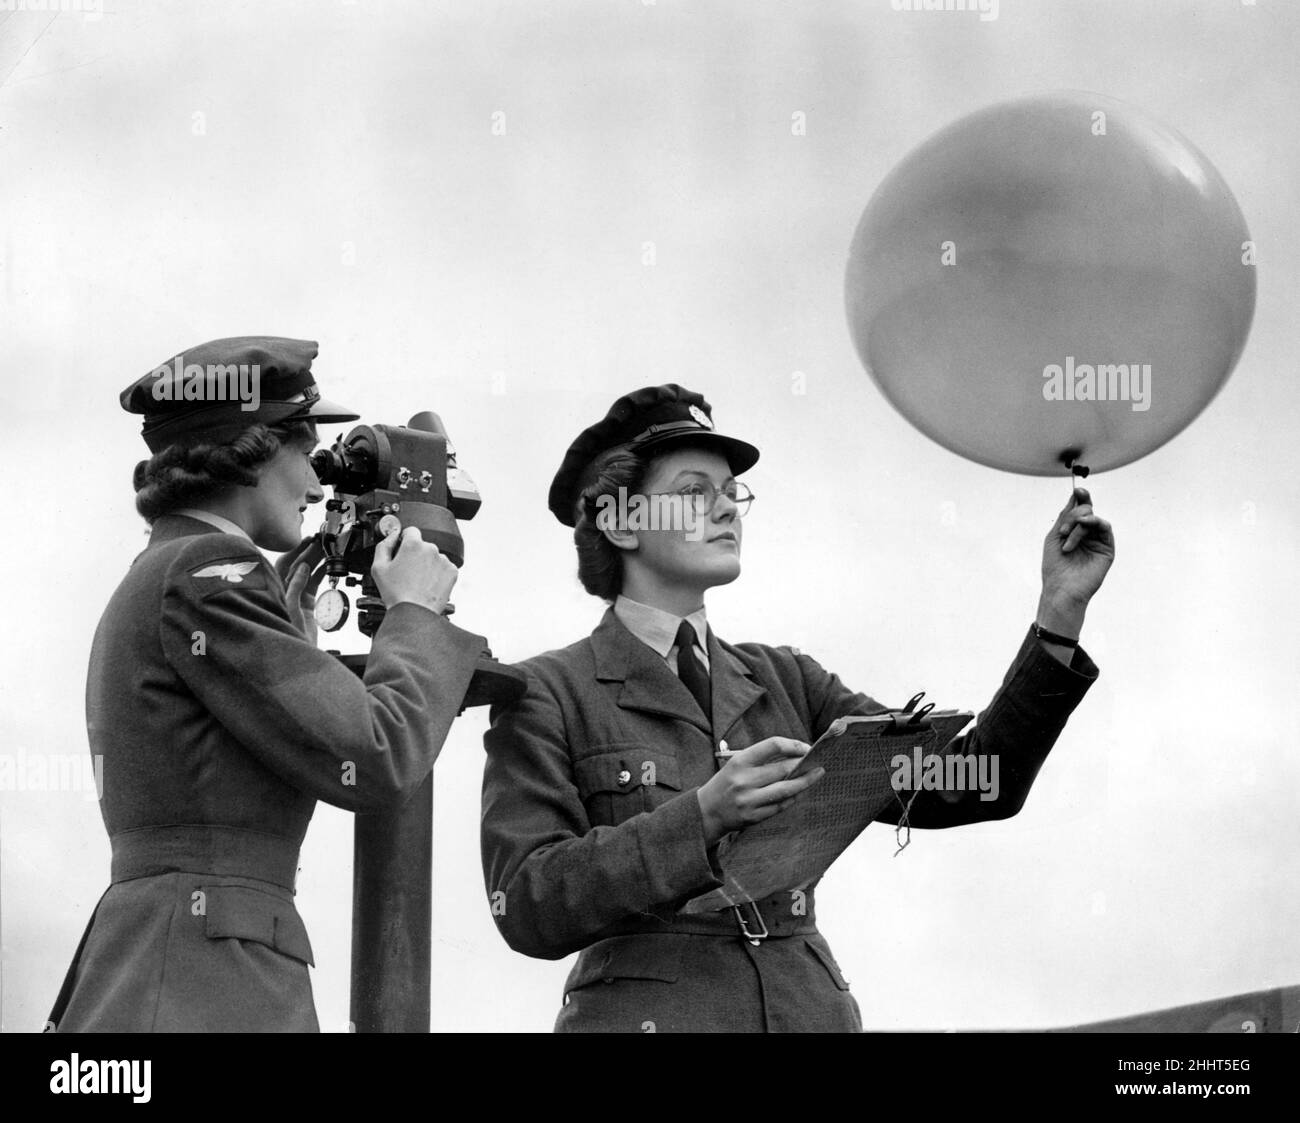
608, 893, 817, 941
110, 825, 301, 891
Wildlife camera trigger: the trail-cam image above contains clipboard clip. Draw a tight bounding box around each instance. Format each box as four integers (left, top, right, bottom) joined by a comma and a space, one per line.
885, 693, 935, 733
731, 902, 769, 946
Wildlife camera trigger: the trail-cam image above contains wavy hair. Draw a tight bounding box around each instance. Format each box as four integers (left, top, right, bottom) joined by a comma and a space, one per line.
132, 420, 317, 523
572, 443, 653, 601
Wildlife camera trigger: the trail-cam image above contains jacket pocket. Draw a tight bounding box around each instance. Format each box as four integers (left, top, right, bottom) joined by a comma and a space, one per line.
564, 935, 685, 994
804, 935, 851, 991
200, 884, 315, 966
574, 748, 683, 826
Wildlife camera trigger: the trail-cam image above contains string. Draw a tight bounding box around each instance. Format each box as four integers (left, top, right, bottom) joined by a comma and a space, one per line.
1061, 449, 1090, 501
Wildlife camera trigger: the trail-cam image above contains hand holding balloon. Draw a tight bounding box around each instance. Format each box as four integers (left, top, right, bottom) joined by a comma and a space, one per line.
1036, 488, 1114, 643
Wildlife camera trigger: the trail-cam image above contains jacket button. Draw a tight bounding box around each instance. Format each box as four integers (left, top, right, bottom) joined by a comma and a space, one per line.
617, 769, 632, 786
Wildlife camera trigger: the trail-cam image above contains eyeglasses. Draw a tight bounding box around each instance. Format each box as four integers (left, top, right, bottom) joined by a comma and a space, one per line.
656, 479, 755, 518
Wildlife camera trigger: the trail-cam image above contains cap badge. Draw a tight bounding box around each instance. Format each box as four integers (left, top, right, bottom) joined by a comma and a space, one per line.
688, 404, 713, 429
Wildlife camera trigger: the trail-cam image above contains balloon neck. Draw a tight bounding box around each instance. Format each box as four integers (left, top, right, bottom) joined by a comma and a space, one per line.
1059, 449, 1090, 480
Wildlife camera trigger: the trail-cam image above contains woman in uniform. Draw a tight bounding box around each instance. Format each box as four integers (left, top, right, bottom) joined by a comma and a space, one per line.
481, 383, 1114, 1032
48, 336, 486, 1032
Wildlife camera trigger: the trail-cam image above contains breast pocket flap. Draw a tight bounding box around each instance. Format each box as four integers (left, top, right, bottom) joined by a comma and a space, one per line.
574, 749, 683, 796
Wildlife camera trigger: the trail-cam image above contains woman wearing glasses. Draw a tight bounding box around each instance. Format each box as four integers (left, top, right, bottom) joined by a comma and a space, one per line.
481, 383, 1113, 1032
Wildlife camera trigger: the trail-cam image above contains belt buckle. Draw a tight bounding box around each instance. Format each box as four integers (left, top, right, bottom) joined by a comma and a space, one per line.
731, 902, 769, 946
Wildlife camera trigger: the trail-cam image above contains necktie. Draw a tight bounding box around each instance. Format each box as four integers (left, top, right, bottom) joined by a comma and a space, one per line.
674, 620, 711, 725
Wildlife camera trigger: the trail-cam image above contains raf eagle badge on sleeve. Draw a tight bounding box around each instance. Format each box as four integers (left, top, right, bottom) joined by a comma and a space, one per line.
187, 559, 268, 596
192, 562, 260, 583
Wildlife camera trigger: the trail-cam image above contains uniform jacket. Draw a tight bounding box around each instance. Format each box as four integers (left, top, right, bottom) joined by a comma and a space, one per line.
481, 609, 1098, 1032
50, 514, 485, 1032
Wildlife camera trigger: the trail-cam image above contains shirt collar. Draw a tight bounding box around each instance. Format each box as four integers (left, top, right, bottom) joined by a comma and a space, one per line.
173, 508, 254, 543
613, 594, 709, 659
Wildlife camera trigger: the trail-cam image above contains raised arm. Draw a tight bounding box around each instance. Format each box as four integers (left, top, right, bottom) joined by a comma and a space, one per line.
159, 532, 486, 812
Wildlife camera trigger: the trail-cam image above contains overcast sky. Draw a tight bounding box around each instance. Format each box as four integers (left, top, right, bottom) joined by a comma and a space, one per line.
2, 0, 1296, 1032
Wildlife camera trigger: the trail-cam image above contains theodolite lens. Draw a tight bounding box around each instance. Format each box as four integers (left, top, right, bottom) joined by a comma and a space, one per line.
310, 436, 375, 493
310, 447, 343, 484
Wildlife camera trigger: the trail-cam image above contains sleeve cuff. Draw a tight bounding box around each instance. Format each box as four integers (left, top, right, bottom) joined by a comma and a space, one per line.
1013, 623, 1099, 701
633, 789, 725, 905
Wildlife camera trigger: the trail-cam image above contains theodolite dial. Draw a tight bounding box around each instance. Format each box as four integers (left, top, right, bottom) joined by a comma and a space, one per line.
314, 582, 350, 633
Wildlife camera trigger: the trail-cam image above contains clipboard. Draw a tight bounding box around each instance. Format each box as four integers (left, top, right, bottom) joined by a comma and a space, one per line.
681, 697, 974, 914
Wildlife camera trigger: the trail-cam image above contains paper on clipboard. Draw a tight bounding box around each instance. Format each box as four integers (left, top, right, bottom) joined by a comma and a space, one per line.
680, 708, 974, 914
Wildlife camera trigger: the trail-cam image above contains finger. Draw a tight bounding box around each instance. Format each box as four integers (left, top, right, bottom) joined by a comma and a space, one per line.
1057, 504, 1095, 550
372, 525, 401, 563
286, 561, 309, 601
1088, 516, 1114, 546
1063, 513, 1110, 553
748, 743, 806, 769
1056, 504, 1093, 535
744, 738, 811, 765
747, 787, 818, 823
295, 538, 326, 572
759, 770, 825, 805
776, 783, 823, 812
752, 776, 822, 814
751, 753, 823, 785
281, 544, 326, 587
304, 561, 330, 596
747, 802, 787, 823
1057, 486, 1090, 517
274, 538, 311, 579
749, 758, 804, 786
392, 526, 422, 558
